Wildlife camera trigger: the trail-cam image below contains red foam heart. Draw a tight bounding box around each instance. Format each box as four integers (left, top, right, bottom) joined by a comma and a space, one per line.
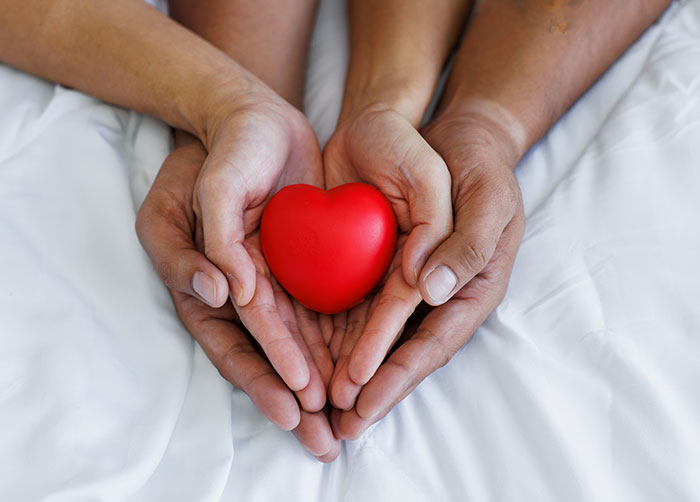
261, 183, 397, 314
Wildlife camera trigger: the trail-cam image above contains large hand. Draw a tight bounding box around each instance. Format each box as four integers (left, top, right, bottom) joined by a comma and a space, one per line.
136, 135, 339, 461
332, 115, 525, 439
194, 93, 324, 394
323, 106, 453, 411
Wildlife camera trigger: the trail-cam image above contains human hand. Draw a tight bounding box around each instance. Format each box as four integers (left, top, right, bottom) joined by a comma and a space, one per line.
331, 112, 525, 439
136, 134, 340, 461
193, 86, 326, 394
323, 105, 453, 411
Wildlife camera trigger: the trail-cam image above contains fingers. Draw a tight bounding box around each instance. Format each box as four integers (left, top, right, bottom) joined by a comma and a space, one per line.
292, 300, 335, 389
272, 282, 327, 412
329, 269, 421, 410
233, 271, 311, 393
292, 410, 342, 462
137, 208, 229, 308
334, 217, 524, 438
418, 174, 518, 306
136, 147, 230, 308
176, 297, 301, 431
346, 270, 421, 387
332, 300, 479, 440
329, 310, 348, 364
176, 292, 341, 461
328, 300, 371, 410
193, 141, 264, 309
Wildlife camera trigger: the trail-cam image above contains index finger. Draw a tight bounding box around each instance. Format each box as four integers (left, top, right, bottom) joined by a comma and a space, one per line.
327, 267, 421, 411
345, 269, 422, 387
234, 271, 311, 392
332, 298, 476, 440
174, 294, 301, 431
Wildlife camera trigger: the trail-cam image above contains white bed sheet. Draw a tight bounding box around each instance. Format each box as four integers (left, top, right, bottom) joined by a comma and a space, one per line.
1, 0, 700, 500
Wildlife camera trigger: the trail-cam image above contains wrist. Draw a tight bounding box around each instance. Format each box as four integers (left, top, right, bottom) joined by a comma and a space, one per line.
173, 57, 270, 151
172, 129, 206, 156
431, 98, 530, 168
338, 73, 438, 128
424, 103, 527, 174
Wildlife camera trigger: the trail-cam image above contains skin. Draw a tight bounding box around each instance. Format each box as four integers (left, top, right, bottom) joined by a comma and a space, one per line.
328, 0, 673, 440
0, 0, 673, 460
0, 0, 247, 144
324, 0, 472, 410
138, 131, 340, 461
141, 0, 342, 460
0, 0, 338, 459
0, 0, 322, 394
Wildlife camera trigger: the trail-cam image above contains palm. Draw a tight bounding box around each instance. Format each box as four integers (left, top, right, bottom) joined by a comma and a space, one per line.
324, 108, 433, 234
198, 103, 323, 234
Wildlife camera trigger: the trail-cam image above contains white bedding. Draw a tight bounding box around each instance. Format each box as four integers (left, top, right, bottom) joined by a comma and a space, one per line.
1, 0, 700, 500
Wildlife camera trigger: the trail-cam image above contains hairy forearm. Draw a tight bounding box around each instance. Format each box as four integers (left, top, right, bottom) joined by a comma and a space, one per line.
341, 0, 472, 125
0, 0, 258, 146
168, 0, 318, 109
437, 0, 673, 161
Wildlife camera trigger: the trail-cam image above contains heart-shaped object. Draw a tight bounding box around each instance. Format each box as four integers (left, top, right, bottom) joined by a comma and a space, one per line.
261, 183, 397, 314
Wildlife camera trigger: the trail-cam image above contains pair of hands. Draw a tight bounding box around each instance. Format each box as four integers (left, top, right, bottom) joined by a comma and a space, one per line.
136, 88, 524, 462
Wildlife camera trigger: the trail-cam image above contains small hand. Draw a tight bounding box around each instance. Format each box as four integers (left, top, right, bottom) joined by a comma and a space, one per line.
136, 135, 340, 461
332, 115, 525, 439
193, 91, 324, 393
323, 105, 453, 411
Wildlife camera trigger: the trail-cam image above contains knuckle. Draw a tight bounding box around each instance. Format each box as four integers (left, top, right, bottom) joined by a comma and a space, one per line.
245, 302, 277, 320
455, 239, 489, 277
174, 295, 210, 325
415, 328, 456, 370
198, 169, 224, 196
136, 190, 189, 242
375, 291, 412, 313
493, 180, 522, 217
203, 244, 230, 268
155, 259, 177, 289
385, 357, 414, 381
220, 342, 259, 390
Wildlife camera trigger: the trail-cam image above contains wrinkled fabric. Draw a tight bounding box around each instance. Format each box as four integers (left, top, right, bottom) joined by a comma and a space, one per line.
1, 0, 699, 500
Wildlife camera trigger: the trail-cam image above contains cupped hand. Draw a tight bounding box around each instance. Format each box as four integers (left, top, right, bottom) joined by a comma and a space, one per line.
323, 105, 453, 411
191, 89, 327, 393
136, 134, 340, 461
330, 114, 525, 439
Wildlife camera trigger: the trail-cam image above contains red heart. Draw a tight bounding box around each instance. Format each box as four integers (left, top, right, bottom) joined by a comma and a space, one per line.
261, 183, 397, 314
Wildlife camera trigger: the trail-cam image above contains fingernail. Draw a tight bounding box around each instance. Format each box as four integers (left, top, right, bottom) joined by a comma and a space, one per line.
425, 266, 457, 305
192, 271, 217, 307
228, 274, 245, 306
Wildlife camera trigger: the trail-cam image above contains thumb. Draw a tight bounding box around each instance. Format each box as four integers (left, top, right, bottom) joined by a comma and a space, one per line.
417, 180, 510, 306
193, 135, 271, 308
136, 199, 229, 308
400, 139, 454, 288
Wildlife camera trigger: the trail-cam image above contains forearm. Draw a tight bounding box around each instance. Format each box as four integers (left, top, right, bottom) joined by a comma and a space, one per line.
168, 0, 318, 109
340, 0, 471, 126
0, 0, 258, 146
436, 0, 672, 163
